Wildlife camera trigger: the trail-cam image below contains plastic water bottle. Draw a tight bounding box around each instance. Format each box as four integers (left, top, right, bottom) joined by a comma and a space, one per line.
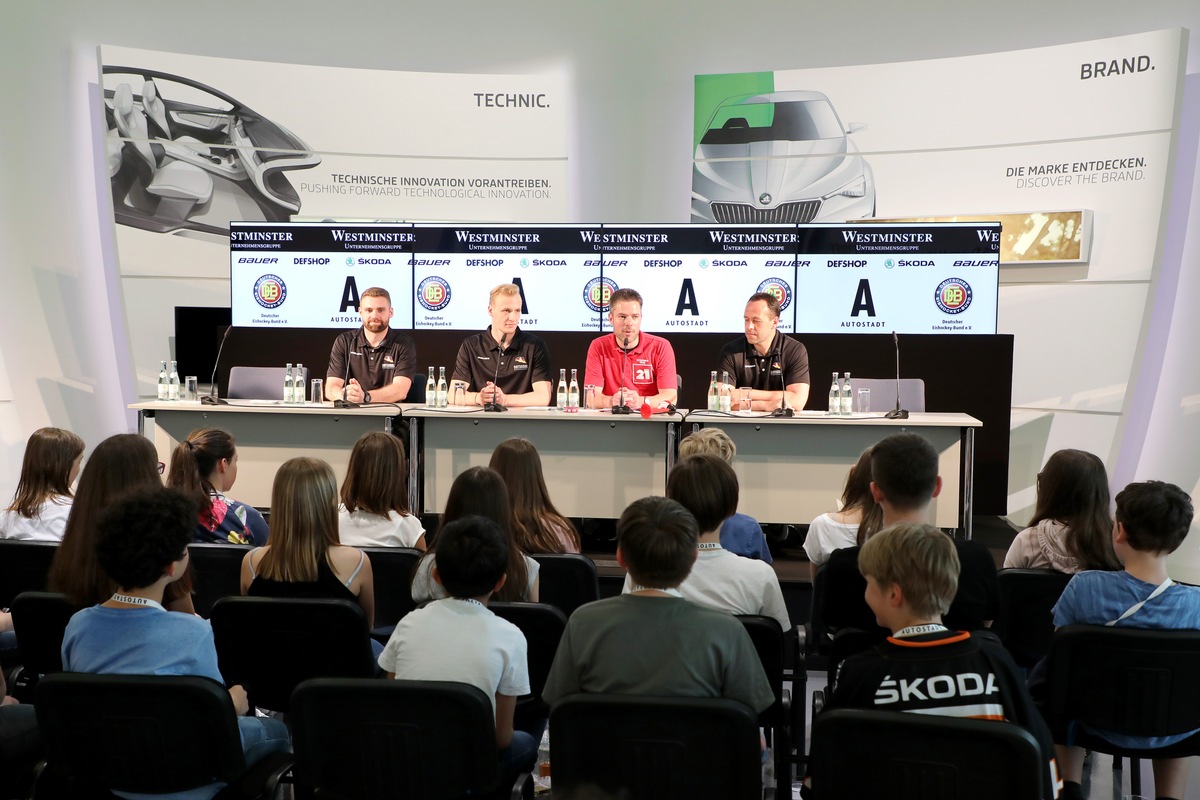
719, 370, 732, 413
557, 369, 567, 409
568, 369, 580, 409
707, 371, 719, 411
840, 372, 854, 416
435, 367, 448, 408
284, 363, 294, 403
828, 372, 841, 416
157, 361, 169, 401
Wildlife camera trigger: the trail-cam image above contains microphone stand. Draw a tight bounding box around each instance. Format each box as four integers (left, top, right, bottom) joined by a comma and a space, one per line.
333, 334, 358, 408
483, 332, 509, 412
884, 330, 909, 419
611, 334, 632, 415
201, 324, 232, 405
770, 331, 793, 418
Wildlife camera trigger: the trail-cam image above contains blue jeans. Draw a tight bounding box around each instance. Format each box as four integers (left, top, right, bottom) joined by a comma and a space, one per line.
498, 730, 538, 786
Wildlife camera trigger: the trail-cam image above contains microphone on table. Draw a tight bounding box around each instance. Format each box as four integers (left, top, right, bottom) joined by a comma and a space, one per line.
334, 340, 358, 408
884, 330, 909, 420
770, 332, 793, 418
201, 324, 232, 405
640, 401, 677, 419
483, 332, 509, 412
612, 335, 632, 415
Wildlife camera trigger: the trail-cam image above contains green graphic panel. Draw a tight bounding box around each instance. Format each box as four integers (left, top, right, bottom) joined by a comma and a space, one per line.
693, 72, 774, 149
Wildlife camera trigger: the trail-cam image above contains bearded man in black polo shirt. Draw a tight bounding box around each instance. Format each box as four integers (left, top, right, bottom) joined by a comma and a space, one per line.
716, 292, 811, 411
325, 287, 417, 404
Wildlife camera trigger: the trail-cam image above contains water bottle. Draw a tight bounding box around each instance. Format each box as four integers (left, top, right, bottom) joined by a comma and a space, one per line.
157, 361, 168, 401
707, 371, 719, 411
293, 364, 305, 403
841, 372, 854, 416
557, 369, 567, 408
426, 367, 436, 407
568, 369, 580, 409
719, 370, 732, 413
828, 372, 841, 415
284, 363, 294, 403
435, 367, 448, 408
167, 360, 180, 401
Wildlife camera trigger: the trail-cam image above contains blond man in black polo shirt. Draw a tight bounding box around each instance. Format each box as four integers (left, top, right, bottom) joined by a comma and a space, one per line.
451, 284, 552, 408
326, 287, 417, 404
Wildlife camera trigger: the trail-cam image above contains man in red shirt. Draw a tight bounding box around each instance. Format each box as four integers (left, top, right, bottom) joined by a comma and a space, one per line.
584, 288, 677, 411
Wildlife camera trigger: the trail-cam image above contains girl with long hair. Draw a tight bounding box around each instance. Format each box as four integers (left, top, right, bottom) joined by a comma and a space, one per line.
240, 457, 375, 627
1, 427, 85, 542
167, 428, 268, 546
338, 431, 425, 549
1004, 449, 1120, 573
410, 466, 539, 604
488, 438, 579, 554
48, 433, 194, 612
803, 446, 883, 579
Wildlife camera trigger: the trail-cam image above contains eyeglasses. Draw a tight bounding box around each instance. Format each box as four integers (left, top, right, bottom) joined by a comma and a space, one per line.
157, 461, 166, 475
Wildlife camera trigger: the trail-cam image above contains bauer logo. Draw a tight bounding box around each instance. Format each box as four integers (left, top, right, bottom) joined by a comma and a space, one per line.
934, 278, 973, 314
756, 278, 793, 312
253, 275, 287, 309
583, 277, 618, 313
417, 276, 452, 312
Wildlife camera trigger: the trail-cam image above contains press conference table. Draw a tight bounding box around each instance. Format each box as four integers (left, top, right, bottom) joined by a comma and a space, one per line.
131, 401, 980, 535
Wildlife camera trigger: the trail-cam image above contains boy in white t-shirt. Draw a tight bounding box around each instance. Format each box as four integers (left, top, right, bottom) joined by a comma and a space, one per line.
378, 514, 536, 781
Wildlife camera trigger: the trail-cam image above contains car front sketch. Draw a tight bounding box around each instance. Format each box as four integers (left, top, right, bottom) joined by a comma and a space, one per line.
102, 66, 321, 237
691, 90, 875, 224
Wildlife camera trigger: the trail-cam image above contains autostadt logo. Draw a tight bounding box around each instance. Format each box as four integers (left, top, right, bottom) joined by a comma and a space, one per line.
756, 278, 792, 312
934, 278, 973, 314
583, 277, 618, 313
253, 275, 286, 309
417, 276, 452, 312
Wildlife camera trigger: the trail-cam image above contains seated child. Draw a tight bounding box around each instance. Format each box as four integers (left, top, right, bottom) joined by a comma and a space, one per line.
378, 515, 537, 782
1052, 480, 1198, 800
61, 486, 290, 797
823, 522, 1060, 800
543, 496, 773, 713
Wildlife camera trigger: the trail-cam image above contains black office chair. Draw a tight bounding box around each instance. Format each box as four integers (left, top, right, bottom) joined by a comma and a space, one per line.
992, 568, 1071, 668
210, 596, 376, 713
187, 542, 253, 618
1045, 625, 1200, 797
33, 673, 291, 799
0, 541, 57, 608
290, 677, 532, 800
549, 693, 763, 800
9, 591, 79, 703
530, 553, 599, 618
738, 614, 804, 782
489, 601, 567, 733
809, 708, 1045, 799
361, 546, 422, 641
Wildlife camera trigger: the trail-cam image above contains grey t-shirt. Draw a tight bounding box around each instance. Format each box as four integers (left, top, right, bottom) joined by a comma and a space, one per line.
541, 593, 774, 712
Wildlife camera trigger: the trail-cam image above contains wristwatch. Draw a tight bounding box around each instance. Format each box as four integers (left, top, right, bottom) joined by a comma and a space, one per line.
363, 392, 372, 403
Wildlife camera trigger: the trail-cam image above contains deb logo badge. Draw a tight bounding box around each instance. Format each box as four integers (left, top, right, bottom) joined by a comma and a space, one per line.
935, 278, 973, 314
583, 277, 618, 313
417, 276, 452, 312
756, 278, 792, 312
253, 275, 286, 309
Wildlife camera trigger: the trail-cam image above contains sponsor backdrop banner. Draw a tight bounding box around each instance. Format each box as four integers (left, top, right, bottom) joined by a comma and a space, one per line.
230, 222, 998, 334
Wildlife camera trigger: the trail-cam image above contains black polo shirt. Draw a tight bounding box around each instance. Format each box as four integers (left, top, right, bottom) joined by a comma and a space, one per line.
326, 327, 417, 392
716, 333, 810, 391
452, 327, 552, 395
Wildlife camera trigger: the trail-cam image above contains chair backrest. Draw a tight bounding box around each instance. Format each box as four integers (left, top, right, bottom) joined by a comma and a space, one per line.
993, 568, 1072, 667
0, 540, 57, 607
210, 596, 376, 713
187, 543, 253, 618
810, 708, 1044, 799
550, 693, 763, 800
530, 553, 599, 617
35, 673, 245, 795
227, 366, 308, 400
10, 591, 79, 676
737, 615, 785, 715
1046, 625, 1200, 741
851, 377, 927, 413
360, 547, 422, 630
488, 601, 568, 705
290, 678, 501, 800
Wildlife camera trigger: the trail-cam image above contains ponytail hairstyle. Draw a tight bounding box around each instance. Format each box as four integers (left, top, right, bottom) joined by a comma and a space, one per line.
7, 427, 85, 518
166, 428, 237, 514
341, 431, 410, 517
841, 447, 884, 546
258, 457, 340, 583
431, 466, 528, 602
489, 438, 579, 554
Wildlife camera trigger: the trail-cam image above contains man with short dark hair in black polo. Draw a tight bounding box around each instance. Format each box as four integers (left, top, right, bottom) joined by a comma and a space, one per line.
325, 287, 417, 404
716, 292, 810, 411
450, 283, 552, 408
